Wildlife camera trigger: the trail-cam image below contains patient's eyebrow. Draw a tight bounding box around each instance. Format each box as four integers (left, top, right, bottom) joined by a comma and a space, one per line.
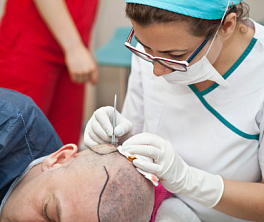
97, 166, 110, 222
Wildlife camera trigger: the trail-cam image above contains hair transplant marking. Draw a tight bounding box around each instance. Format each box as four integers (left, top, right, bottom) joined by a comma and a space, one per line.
97, 166, 110, 222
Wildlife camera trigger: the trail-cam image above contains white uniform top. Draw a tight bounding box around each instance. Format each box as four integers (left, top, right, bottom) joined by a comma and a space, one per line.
122, 19, 264, 222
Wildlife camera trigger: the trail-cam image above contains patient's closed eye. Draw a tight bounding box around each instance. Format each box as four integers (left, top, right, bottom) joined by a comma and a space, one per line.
43, 202, 50, 221
43, 201, 56, 222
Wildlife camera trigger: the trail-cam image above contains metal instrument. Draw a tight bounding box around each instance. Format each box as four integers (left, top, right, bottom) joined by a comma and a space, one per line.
111, 94, 118, 146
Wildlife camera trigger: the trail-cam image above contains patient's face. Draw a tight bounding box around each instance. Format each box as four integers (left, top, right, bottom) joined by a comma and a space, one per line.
1, 144, 154, 222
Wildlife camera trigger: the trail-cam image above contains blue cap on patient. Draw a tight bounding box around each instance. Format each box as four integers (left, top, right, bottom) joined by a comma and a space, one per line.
125, 0, 242, 19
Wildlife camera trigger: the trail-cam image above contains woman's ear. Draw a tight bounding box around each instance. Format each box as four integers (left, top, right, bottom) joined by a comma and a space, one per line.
221, 12, 237, 41
41, 144, 79, 171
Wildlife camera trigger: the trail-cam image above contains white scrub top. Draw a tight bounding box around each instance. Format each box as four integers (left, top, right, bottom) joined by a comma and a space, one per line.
122, 19, 264, 222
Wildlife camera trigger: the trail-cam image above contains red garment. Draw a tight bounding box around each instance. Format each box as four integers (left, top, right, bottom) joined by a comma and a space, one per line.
0, 0, 98, 145
150, 183, 171, 222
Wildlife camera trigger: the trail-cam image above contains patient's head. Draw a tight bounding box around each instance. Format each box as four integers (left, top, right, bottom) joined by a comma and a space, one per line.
0, 144, 154, 222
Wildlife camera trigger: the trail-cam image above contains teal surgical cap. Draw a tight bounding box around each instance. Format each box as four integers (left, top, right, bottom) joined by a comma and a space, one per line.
125, 0, 242, 19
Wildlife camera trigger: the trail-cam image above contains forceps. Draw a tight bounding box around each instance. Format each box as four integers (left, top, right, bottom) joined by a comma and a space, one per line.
111, 94, 118, 146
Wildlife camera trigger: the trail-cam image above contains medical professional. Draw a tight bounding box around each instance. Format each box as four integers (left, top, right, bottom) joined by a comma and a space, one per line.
84, 0, 264, 221
0, 0, 98, 145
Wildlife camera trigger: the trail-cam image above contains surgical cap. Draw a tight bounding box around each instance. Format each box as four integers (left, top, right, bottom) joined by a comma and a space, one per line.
125, 0, 242, 19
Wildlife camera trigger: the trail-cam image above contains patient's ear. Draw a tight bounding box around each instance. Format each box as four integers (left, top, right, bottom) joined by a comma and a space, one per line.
41, 144, 78, 171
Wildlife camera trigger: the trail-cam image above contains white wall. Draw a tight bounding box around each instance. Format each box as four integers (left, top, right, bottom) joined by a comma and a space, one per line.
0, 0, 6, 19
92, 0, 131, 49
245, 0, 264, 22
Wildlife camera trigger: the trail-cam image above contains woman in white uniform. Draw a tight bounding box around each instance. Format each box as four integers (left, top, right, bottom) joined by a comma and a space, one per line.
84, 0, 264, 221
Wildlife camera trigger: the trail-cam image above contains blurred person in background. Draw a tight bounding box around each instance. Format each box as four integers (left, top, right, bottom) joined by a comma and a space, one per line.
0, 0, 99, 145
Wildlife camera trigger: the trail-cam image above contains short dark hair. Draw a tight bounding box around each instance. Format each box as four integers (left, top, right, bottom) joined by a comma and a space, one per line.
99, 165, 154, 222
70, 145, 154, 222
126, 2, 250, 37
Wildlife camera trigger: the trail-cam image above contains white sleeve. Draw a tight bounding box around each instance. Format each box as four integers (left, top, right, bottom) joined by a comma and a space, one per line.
257, 103, 264, 180
122, 43, 144, 135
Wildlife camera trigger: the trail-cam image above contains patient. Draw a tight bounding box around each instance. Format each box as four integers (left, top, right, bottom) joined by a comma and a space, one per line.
0, 144, 154, 222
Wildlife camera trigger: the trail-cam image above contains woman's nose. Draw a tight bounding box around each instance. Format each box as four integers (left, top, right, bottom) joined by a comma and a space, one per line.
153, 61, 173, 76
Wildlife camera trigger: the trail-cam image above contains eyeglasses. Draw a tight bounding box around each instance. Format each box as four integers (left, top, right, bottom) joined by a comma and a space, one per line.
124, 28, 212, 72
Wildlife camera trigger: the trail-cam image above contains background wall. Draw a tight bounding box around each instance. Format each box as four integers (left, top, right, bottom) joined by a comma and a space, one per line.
0, 0, 263, 122
245, 0, 264, 21
0, 0, 5, 17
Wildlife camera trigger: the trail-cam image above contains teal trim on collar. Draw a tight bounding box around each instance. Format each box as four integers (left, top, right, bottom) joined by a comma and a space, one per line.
189, 84, 259, 140
199, 37, 257, 96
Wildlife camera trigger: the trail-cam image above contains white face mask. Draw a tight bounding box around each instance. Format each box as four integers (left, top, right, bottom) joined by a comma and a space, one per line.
162, 1, 230, 87
162, 55, 229, 87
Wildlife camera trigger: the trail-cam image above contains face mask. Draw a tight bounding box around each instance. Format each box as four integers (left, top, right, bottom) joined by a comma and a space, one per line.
162, 1, 230, 87
162, 55, 229, 87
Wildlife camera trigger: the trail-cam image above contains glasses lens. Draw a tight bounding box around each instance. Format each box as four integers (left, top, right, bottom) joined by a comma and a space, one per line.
158, 60, 187, 71
126, 45, 187, 71
129, 47, 153, 63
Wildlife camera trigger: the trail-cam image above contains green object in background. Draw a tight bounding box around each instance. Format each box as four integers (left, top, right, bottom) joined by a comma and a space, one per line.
95, 27, 137, 68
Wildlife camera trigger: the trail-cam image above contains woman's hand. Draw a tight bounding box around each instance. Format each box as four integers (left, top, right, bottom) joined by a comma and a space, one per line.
33, 0, 98, 85
84, 106, 133, 148
65, 44, 98, 84
122, 132, 224, 208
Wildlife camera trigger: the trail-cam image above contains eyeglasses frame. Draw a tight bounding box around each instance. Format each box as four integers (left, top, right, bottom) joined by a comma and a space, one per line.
124, 28, 212, 71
